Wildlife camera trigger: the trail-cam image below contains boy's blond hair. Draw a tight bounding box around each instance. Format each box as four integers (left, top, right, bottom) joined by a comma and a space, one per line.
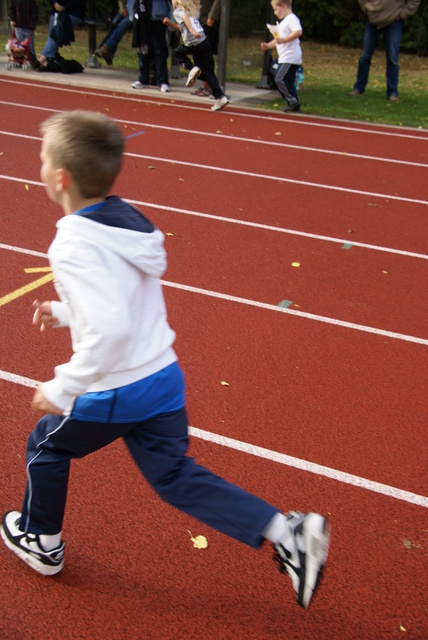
174, 0, 200, 18
271, 0, 292, 8
40, 111, 124, 199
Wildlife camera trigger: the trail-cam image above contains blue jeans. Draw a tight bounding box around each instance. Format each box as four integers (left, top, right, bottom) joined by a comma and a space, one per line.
14, 26, 36, 59
353, 19, 402, 98
105, 15, 132, 56
41, 13, 83, 58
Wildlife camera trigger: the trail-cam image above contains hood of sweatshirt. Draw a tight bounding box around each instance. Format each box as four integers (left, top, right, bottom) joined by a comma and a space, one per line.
55, 196, 167, 279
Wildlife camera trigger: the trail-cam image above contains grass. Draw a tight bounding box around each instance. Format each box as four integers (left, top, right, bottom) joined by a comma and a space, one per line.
1, 27, 427, 129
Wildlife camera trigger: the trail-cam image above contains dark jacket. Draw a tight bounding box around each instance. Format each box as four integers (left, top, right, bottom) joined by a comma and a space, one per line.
49, 0, 86, 21
132, 0, 151, 48
8, 0, 39, 29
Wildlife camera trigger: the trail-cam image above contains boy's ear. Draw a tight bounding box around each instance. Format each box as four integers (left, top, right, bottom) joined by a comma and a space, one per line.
55, 167, 70, 192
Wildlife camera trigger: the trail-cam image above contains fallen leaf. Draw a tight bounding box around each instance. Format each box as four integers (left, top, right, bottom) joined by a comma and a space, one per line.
188, 530, 208, 549
216, 130, 223, 134
400, 625, 406, 632
25, 184, 29, 190
291, 262, 301, 268
220, 380, 230, 386
148, 165, 156, 169
275, 132, 281, 136
166, 232, 174, 237
179, 178, 184, 181
382, 270, 389, 275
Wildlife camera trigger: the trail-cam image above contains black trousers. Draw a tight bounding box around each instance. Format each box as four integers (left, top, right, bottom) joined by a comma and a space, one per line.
174, 38, 223, 99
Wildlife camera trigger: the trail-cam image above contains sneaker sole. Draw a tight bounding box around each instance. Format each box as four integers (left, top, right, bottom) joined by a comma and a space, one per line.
298, 513, 330, 608
1, 525, 64, 576
186, 69, 201, 88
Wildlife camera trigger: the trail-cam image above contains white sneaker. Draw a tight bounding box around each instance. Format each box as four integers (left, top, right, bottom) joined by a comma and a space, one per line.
160, 84, 170, 93
1, 511, 65, 576
211, 95, 229, 112
132, 81, 149, 90
273, 511, 330, 608
186, 66, 201, 87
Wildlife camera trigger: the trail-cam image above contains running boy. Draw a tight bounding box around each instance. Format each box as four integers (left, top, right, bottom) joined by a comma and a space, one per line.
163, 0, 229, 112
261, 0, 302, 113
1, 111, 329, 609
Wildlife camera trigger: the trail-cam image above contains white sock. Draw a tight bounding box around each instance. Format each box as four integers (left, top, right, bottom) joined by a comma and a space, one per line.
262, 512, 296, 552
39, 533, 62, 552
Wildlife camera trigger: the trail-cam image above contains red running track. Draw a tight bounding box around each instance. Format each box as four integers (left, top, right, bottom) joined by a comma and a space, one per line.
0, 77, 427, 640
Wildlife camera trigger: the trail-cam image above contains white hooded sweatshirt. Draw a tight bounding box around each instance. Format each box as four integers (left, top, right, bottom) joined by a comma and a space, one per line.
42, 196, 177, 412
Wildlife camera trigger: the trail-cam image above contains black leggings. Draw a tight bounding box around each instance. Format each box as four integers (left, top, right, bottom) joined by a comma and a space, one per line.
174, 38, 223, 99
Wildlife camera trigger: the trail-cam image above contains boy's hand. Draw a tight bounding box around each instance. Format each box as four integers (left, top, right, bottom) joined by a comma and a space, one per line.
261, 42, 269, 51
32, 387, 63, 415
163, 17, 172, 26
33, 300, 59, 331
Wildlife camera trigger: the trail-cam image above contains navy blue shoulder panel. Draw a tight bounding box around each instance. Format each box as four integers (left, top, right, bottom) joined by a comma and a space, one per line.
79, 196, 155, 233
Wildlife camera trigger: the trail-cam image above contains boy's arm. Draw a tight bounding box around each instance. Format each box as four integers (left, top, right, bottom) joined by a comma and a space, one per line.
261, 39, 277, 52
275, 28, 302, 45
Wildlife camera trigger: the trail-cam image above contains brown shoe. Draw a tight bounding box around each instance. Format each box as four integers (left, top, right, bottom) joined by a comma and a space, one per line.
94, 44, 113, 66
388, 94, 399, 102
348, 89, 362, 96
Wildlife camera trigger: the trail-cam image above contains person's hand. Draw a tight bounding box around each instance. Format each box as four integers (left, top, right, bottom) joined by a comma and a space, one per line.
32, 387, 63, 415
10, 20, 15, 26
33, 300, 59, 331
207, 17, 215, 27
261, 42, 268, 51
121, 9, 129, 17
53, 3, 65, 11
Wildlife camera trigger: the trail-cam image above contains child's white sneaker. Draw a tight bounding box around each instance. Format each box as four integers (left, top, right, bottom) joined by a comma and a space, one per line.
1, 511, 65, 576
211, 95, 229, 111
273, 511, 330, 608
186, 66, 201, 87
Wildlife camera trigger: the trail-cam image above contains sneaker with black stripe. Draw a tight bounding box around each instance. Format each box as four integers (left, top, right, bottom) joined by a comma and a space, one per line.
1, 511, 65, 576
273, 511, 330, 608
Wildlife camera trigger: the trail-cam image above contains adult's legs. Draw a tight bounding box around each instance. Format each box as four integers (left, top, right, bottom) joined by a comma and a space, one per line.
383, 18, 402, 97
124, 408, 278, 548
105, 16, 133, 56
14, 26, 36, 61
41, 14, 82, 59
353, 19, 380, 94
136, 49, 150, 84
150, 20, 169, 87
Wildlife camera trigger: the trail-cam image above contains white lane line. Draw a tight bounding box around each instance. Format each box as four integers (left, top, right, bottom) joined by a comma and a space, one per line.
1, 84, 428, 141
0, 240, 427, 344
1, 369, 426, 508
133, 199, 428, 261
189, 427, 428, 509
0, 178, 427, 260
125, 152, 428, 206
1, 105, 428, 169
1, 144, 427, 206
161, 280, 428, 345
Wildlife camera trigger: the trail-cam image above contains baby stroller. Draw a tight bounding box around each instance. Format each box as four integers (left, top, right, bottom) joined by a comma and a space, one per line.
5, 29, 34, 70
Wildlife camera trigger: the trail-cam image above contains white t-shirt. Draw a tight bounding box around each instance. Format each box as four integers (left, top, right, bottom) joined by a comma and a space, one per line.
275, 13, 302, 64
173, 7, 206, 46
